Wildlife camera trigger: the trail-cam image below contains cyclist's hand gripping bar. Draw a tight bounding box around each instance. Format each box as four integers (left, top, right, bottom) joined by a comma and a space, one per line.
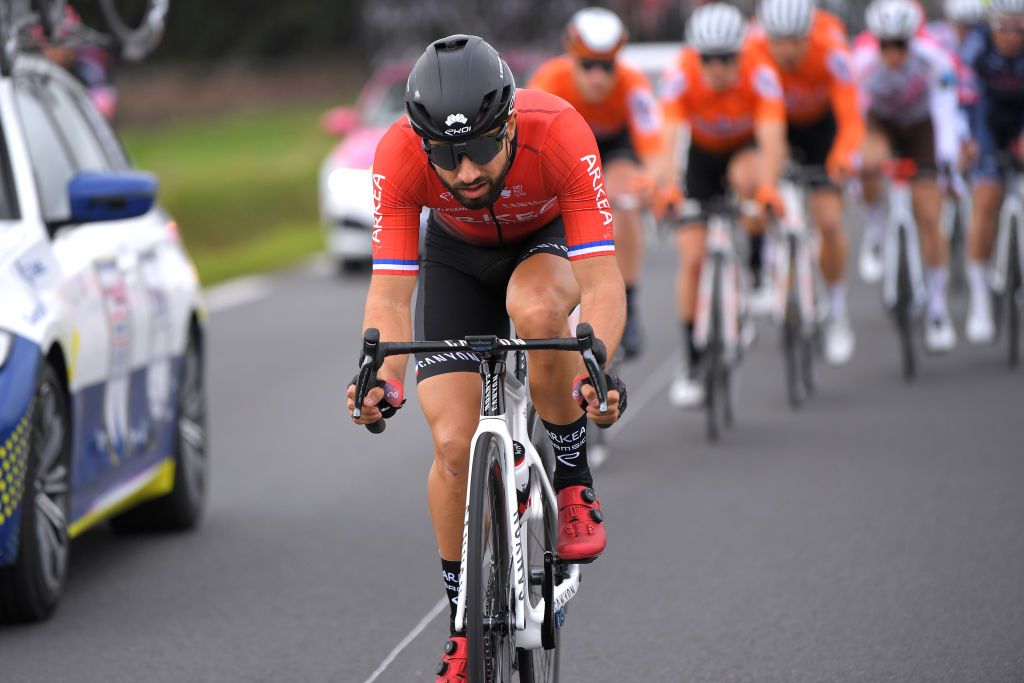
353, 328, 386, 434
575, 323, 609, 413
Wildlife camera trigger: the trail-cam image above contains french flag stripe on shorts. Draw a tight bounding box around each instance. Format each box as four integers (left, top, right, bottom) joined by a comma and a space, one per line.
567, 240, 616, 259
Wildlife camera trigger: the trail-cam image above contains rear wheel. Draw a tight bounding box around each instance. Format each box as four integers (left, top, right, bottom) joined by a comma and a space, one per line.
1008, 221, 1020, 369
111, 329, 207, 532
518, 467, 560, 682
0, 362, 71, 622
467, 435, 516, 682
895, 228, 917, 383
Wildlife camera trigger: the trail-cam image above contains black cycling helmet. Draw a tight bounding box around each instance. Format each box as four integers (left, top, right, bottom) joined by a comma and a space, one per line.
405, 34, 516, 142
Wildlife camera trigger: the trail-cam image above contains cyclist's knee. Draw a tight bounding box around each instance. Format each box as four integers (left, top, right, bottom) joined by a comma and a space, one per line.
432, 428, 473, 479
509, 293, 571, 339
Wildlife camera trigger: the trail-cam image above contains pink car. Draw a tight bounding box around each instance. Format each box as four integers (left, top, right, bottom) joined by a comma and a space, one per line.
318, 54, 544, 273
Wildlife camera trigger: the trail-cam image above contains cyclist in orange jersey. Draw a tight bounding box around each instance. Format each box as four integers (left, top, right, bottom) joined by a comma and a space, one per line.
748, 0, 865, 365
529, 7, 665, 359
659, 3, 788, 407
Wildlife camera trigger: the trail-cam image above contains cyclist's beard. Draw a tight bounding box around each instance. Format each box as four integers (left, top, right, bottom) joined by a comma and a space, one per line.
439, 138, 516, 210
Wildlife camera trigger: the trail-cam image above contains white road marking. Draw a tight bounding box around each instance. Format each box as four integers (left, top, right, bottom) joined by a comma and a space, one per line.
361, 597, 448, 683
608, 348, 680, 441
204, 276, 272, 314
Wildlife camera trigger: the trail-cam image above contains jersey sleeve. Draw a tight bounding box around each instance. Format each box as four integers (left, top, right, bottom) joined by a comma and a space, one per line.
370, 122, 426, 276
750, 62, 786, 122
658, 55, 690, 123
541, 109, 616, 261
624, 71, 665, 157
924, 44, 962, 167
825, 44, 866, 166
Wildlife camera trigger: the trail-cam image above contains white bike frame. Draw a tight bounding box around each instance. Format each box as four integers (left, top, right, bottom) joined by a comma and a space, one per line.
694, 210, 745, 362
452, 362, 580, 651
882, 178, 928, 312
769, 178, 818, 330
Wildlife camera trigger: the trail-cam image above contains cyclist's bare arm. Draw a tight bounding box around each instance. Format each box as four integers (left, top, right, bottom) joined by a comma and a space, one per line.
347, 274, 415, 424
572, 255, 626, 424
756, 119, 786, 190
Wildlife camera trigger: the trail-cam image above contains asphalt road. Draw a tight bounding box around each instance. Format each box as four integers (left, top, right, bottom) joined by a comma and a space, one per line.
1, 228, 1022, 683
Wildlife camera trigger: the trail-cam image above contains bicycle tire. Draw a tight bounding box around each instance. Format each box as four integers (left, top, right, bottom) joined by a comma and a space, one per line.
0, 0, 15, 76
705, 256, 723, 443
517, 467, 560, 682
467, 434, 516, 682
784, 235, 804, 408
896, 227, 917, 383
1008, 220, 1020, 369
95, 0, 167, 61
949, 197, 967, 292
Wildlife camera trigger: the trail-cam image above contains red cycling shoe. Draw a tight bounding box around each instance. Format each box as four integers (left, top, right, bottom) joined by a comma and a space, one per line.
556, 485, 606, 563
435, 635, 468, 682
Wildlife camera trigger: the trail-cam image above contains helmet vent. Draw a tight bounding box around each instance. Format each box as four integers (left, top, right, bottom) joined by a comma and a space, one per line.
435, 36, 470, 52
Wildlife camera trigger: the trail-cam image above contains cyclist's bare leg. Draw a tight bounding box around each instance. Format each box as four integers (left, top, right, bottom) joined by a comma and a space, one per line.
506, 253, 581, 426
968, 181, 1004, 263
912, 178, 948, 269
604, 159, 645, 286
420, 373, 484, 561
676, 224, 707, 371
728, 148, 762, 233
811, 188, 849, 318
860, 129, 890, 210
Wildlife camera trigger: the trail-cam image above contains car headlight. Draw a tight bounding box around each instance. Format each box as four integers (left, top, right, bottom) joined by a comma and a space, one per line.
0, 330, 12, 370
327, 168, 371, 201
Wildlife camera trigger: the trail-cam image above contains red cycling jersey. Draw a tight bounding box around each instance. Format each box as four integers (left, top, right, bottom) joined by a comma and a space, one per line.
371, 88, 616, 275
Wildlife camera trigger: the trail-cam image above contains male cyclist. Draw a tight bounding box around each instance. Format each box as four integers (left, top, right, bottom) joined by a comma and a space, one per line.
959, 0, 1024, 343
345, 35, 627, 681
929, 0, 988, 54
853, 0, 962, 352
747, 0, 865, 365
659, 3, 787, 407
529, 7, 665, 359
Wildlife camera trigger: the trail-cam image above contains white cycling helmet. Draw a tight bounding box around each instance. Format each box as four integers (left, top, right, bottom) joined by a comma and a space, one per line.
990, 0, 1024, 16
686, 2, 748, 55
757, 0, 816, 39
944, 0, 985, 24
564, 7, 628, 59
865, 0, 922, 40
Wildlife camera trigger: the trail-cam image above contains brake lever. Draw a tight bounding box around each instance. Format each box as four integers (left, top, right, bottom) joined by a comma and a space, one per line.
353, 329, 386, 433
575, 323, 608, 413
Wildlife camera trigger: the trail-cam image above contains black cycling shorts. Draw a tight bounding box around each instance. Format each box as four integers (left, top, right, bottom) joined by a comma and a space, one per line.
787, 109, 838, 189
414, 213, 569, 383
596, 128, 640, 165
867, 112, 937, 177
681, 140, 754, 225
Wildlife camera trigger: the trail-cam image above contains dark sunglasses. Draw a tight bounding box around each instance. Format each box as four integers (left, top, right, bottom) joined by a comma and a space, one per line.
423, 124, 508, 171
579, 58, 615, 73
699, 52, 738, 65
879, 39, 909, 51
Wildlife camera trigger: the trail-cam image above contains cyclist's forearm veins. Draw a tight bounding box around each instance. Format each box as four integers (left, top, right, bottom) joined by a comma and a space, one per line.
573, 259, 626, 369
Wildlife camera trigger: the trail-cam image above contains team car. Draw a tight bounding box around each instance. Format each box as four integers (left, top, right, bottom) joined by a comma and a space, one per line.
0, 55, 206, 622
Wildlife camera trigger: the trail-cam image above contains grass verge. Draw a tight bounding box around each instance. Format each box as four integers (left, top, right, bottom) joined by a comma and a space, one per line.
120, 102, 335, 285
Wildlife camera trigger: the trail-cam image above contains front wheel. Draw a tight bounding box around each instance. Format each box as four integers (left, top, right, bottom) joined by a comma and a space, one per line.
1007, 222, 1020, 369
518, 467, 560, 682
467, 435, 516, 682
895, 228, 917, 383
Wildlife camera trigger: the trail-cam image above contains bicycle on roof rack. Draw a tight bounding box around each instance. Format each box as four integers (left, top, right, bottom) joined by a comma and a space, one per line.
0, 0, 168, 76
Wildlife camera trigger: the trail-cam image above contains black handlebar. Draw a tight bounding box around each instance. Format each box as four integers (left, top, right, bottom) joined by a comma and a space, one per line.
352, 324, 610, 434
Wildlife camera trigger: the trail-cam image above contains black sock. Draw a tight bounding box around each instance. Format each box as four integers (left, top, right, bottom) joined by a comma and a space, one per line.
544, 413, 591, 491
683, 321, 699, 369
441, 557, 462, 635
749, 234, 764, 288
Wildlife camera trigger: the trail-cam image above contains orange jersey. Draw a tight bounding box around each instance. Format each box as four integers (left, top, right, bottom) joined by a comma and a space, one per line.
371, 89, 616, 275
746, 10, 864, 163
659, 47, 786, 153
528, 56, 664, 157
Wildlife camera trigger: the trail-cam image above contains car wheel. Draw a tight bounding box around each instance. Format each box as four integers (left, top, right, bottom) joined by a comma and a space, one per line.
0, 362, 71, 623
110, 329, 207, 532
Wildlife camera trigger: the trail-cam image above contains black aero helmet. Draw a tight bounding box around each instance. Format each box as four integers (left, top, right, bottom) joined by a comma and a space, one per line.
405, 34, 516, 142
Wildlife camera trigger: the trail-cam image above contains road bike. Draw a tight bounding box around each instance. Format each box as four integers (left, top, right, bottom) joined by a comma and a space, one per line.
353, 326, 609, 682
1, 0, 167, 75
880, 159, 928, 383
765, 165, 822, 408
992, 153, 1024, 368
688, 197, 750, 442
940, 170, 970, 292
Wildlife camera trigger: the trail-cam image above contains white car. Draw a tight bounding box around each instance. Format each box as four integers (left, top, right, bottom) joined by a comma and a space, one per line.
0, 56, 206, 622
